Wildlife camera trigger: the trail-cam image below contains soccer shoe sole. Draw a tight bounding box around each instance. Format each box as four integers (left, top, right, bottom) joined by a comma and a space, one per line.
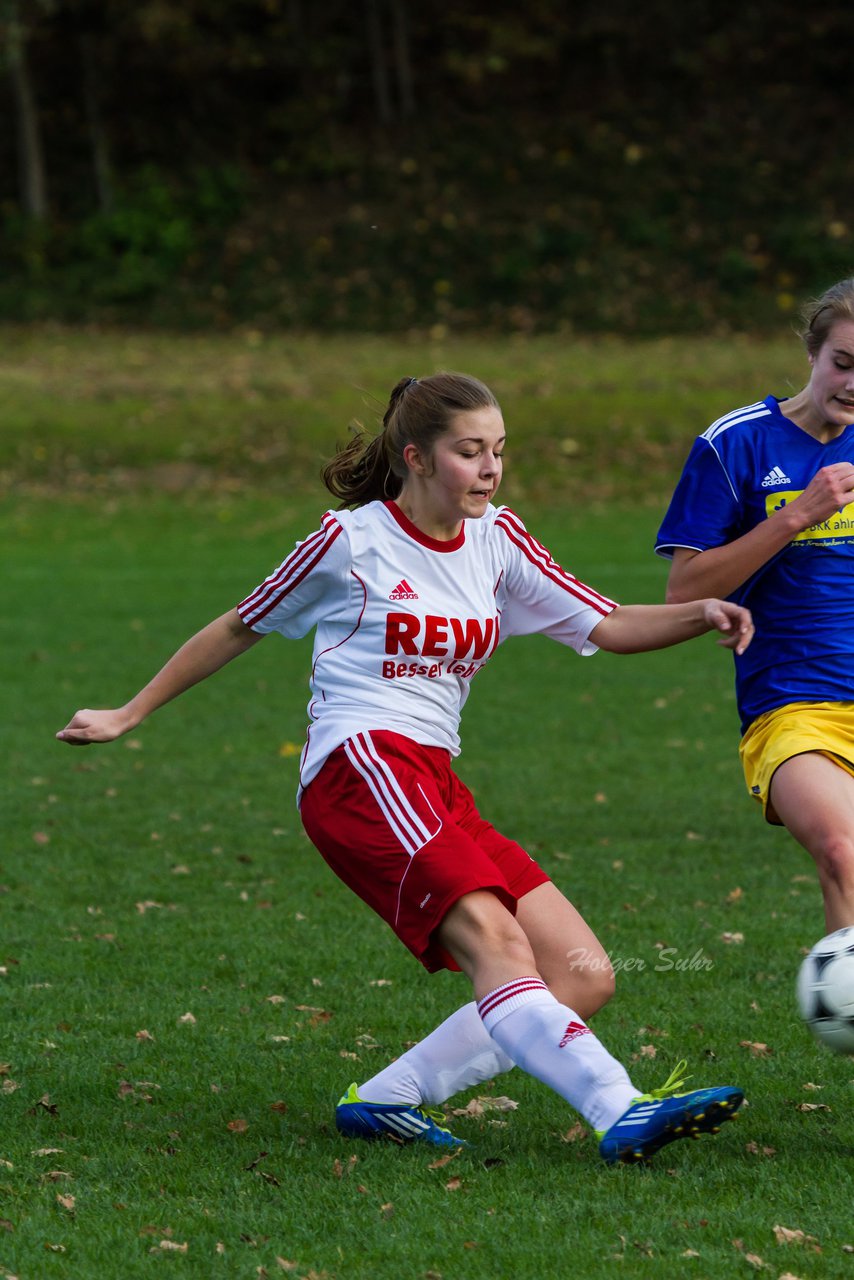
601, 1087, 745, 1165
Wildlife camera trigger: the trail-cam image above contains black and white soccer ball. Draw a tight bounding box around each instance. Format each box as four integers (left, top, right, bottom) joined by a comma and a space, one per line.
797, 926, 854, 1055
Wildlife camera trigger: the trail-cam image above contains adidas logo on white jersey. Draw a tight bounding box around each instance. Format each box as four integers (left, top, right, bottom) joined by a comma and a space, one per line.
761, 465, 791, 488
389, 578, 418, 600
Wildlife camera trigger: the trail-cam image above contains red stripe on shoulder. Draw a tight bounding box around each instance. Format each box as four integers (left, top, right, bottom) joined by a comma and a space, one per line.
238, 514, 344, 624
494, 508, 615, 614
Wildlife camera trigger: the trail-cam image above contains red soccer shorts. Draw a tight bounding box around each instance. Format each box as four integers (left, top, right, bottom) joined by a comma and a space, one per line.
299, 729, 550, 972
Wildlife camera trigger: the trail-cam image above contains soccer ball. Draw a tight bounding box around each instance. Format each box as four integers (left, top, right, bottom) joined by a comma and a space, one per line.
797, 926, 854, 1055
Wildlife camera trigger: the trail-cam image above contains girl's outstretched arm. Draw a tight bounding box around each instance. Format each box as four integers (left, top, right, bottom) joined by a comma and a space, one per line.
56, 608, 263, 745
589, 599, 753, 656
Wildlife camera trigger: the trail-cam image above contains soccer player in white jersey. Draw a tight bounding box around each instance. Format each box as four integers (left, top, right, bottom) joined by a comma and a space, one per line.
58, 371, 751, 1165
657, 278, 854, 935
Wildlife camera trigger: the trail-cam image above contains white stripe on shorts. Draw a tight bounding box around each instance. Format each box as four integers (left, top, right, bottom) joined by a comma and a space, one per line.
344, 731, 444, 856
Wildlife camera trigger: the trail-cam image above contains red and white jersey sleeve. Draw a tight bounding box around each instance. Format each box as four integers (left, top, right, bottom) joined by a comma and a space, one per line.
237, 501, 617, 801
237, 512, 354, 638
491, 507, 616, 651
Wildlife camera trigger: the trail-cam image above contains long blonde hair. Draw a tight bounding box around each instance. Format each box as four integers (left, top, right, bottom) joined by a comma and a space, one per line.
322, 372, 500, 508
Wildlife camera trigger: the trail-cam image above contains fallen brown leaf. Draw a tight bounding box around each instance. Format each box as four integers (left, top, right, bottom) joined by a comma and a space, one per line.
559, 1121, 588, 1143
773, 1224, 820, 1249
740, 1040, 772, 1057
744, 1142, 776, 1157
449, 1094, 518, 1117
29, 1094, 58, 1115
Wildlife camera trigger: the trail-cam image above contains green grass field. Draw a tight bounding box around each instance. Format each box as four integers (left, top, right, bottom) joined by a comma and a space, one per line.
3, 331, 853, 1279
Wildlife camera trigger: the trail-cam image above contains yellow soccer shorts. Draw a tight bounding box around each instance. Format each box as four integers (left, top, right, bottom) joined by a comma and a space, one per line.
739, 701, 854, 825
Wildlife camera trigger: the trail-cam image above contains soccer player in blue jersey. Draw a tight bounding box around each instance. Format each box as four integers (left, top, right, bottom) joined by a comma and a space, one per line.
657, 277, 854, 932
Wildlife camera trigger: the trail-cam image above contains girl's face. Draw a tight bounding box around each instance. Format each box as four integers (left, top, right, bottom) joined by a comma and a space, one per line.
403, 406, 505, 530
808, 320, 854, 429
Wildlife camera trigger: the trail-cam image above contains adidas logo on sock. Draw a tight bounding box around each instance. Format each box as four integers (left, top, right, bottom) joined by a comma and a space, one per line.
389, 579, 419, 600
559, 1020, 592, 1048
761, 465, 791, 487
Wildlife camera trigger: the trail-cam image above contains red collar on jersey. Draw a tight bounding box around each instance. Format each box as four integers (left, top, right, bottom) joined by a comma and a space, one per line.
385, 500, 466, 552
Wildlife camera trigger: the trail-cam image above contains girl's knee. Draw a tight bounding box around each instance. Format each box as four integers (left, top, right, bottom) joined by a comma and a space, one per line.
813, 836, 854, 889
549, 949, 616, 1019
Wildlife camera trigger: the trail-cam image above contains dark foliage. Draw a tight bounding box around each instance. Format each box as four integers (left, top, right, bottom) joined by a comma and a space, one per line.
1, 0, 852, 331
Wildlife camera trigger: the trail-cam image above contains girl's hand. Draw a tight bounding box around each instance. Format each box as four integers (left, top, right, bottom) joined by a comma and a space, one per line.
701, 600, 754, 654
56, 708, 135, 745
787, 462, 854, 530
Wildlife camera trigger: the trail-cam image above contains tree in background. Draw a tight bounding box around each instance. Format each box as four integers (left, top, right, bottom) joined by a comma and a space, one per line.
2, 0, 49, 219
0, 1, 851, 331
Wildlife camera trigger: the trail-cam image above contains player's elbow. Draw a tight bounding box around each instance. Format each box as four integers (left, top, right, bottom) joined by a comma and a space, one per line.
664, 577, 694, 605
589, 613, 634, 655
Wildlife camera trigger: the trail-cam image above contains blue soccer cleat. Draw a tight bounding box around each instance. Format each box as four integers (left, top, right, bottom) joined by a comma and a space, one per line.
335, 1083, 466, 1147
597, 1060, 744, 1166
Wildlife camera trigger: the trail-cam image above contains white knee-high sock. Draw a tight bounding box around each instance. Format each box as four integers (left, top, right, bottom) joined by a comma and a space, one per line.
478, 977, 637, 1131
357, 1002, 516, 1106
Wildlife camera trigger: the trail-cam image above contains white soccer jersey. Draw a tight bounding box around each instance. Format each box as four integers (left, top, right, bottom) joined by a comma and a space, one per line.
237, 500, 617, 798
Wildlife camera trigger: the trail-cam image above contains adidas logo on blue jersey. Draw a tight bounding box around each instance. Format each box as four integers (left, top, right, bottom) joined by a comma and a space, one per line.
761, 466, 791, 488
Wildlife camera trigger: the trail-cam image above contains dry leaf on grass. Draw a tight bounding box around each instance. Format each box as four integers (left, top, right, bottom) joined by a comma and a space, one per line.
332, 1155, 357, 1178
740, 1040, 772, 1057
29, 1094, 58, 1115
428, 1151, 460, 1170
773, 1224, 820, 1250
449, 1095, 518, 1117
559, 1121, 588, 1143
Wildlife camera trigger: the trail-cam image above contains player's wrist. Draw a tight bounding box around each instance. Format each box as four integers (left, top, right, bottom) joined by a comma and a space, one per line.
777, 501, 812, 537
